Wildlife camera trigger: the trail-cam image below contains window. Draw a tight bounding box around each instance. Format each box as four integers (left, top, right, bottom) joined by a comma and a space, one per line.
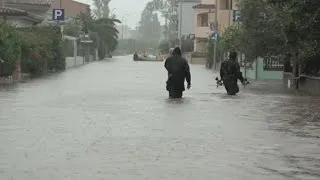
198, 14, 208, 27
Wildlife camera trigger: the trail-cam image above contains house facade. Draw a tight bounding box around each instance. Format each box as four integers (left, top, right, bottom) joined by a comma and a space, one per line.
0, 0, 51, 27
193, 3, 215, 52
192, 0, 239, 52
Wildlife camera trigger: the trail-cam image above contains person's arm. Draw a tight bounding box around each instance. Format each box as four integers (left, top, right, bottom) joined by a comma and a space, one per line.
220, 62, 225, 79
184, 60, 191, 86
164, 58, 169, 71
235, 62, 244, 82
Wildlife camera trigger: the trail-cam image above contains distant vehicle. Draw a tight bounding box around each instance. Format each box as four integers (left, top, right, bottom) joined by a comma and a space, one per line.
133, 52, 162, 61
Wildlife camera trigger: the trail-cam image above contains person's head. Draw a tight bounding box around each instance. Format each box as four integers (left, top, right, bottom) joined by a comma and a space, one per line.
172, 47, 182, 56
229, 51, 237, 61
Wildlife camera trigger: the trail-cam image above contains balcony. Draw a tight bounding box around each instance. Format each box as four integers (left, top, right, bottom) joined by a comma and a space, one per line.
195, 26, 211, 38
194, 10, 215, 38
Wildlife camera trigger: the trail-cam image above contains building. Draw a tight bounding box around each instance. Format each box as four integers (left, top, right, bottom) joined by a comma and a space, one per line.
192, 0, 238, 52
41, 0, 89, 25
177, 0, 200, 40
0, 0, 51, 27
116, 24, 133, 39
49, 0, 89, 18
216, 0, 238, 33
193, 2, 215, 52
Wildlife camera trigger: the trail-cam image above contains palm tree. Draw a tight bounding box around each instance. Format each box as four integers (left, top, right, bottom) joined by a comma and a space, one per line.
77, 8, 120, 60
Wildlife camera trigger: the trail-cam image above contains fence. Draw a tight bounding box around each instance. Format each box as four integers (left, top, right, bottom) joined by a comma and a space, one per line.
63, 35, 99, 69
264, 56, 284, 71
241, 57, 284, 80
63, 35, 84, 69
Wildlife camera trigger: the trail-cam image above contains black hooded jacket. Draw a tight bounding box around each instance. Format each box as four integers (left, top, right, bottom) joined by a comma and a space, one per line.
164, 47, 191, 91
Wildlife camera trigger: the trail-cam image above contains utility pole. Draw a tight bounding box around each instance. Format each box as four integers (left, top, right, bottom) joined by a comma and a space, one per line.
228, 0, 231, 26
213, 0, 218, 70
179, 0, 182, 49
122, 24, 124, 39
165, 0, 170, 50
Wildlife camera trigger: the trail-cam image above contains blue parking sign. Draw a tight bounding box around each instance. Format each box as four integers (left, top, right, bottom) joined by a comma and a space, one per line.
52, 9, 65, 21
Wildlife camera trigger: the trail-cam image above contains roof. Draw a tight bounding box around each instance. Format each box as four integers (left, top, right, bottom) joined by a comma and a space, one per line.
0, 6, 28, 16
192, 4, 216, 9
4, 0, 51, 8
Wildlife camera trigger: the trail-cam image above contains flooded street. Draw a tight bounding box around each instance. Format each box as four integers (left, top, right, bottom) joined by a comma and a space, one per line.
0, 56, 319, 179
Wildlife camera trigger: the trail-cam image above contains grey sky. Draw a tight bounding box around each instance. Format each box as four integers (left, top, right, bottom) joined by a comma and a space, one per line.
75, 0, 164, 28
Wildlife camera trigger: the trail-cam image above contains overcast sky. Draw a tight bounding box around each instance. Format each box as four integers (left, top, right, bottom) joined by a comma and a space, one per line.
75, 0, 164, 28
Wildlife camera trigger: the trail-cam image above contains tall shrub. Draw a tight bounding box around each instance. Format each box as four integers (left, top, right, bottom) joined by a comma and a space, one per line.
0, 22, 21, 75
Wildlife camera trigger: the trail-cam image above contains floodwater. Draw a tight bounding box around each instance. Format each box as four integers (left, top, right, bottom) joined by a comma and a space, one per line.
0, 56, 319, 179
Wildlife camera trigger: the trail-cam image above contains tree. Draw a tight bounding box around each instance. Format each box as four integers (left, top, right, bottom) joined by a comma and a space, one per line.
138, 0, 178, 44
0, 22, 21, 75
77, 8, 120, 59
92, 0, 111, 18
219, 0, 320, 81
138, 2, 162, 42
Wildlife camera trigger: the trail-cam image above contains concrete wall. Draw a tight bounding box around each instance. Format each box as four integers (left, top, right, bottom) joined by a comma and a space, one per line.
191, 57, 206, 65
65, 56, 84, 69
194, 39, 206, 52
283, 72, 320, 95
241, 58, 283, 80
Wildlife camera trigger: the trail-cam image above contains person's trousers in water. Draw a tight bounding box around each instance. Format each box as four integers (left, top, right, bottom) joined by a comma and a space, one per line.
169, 91, 183, 98
223, 78, 239, 95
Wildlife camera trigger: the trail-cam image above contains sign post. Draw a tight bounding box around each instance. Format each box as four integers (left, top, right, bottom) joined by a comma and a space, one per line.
52, 9, 65, 21
52, 9, 65, 38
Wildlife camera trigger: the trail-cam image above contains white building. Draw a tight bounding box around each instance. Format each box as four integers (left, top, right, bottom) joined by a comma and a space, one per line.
116, 24, 133, 39
177, 0, 200, 39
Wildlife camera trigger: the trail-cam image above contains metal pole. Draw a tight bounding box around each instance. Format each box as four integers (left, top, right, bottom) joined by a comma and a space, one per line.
179, 0, 182, 49
60, 0, 62, 8
121, 18, 124, 40
228, 0, 231, 26
213, 0, 218, 70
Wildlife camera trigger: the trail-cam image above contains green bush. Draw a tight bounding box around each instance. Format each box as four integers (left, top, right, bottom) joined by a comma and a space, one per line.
0, 22, 21, 75
18, 26, 65, 75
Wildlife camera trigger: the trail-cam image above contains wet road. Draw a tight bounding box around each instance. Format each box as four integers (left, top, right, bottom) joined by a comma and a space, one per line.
0, 56, 319, 180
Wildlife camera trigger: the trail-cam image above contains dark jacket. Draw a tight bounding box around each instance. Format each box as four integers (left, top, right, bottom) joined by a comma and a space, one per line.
220, 59, 244, 82
220, 59, 244, 95
164, 54, 191, 92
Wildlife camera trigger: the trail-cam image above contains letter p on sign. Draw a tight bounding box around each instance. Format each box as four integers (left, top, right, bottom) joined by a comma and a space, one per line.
53, 9, 65, 21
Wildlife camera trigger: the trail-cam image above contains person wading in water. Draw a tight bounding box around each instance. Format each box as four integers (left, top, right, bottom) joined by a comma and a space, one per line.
164, 47, 191, 98
219, 51, 245, 95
